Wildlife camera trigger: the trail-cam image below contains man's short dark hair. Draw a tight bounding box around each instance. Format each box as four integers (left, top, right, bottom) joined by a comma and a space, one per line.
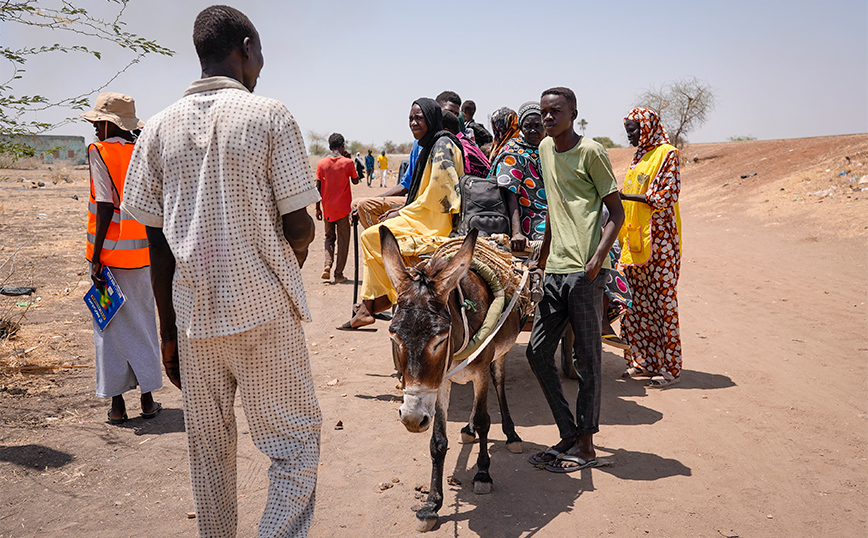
441, 110, 460, 134
193, 5, 257, 65
541, 87, 577, 111
436, 91, 462, 108
461, 100, 476, 116
328, 133, 345, 150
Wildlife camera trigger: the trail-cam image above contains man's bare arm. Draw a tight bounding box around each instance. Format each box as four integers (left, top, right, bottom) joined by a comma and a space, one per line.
585, 191, 625, 281
145, 226, 180, 390
282, 207, 315, 268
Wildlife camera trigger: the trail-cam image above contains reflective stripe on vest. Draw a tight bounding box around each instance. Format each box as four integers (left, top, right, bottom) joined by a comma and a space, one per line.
86, 141, 150, 269
87, 200, 140, 224
618, 144, 681, 266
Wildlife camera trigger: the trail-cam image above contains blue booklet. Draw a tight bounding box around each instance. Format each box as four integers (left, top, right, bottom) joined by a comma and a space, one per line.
83, 267, 125, 331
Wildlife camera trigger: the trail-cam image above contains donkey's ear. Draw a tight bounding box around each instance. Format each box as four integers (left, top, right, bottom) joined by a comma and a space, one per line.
433, 228, 477, 298
380, 225, 411, 291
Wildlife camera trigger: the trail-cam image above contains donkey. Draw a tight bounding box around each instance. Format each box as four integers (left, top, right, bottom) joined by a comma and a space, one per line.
380, 226, 524, 532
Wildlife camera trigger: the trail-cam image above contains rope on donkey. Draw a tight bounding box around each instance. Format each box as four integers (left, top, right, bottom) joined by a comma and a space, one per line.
432, 237, 533, 363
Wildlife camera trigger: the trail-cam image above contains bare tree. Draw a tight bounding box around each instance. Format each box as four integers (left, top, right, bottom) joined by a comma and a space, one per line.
635, 77, 715, 148
1, 1, 174, 158
306, 130, 327, 155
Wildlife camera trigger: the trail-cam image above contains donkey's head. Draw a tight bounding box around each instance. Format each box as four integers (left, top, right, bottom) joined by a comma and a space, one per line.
381, 226, 477, 433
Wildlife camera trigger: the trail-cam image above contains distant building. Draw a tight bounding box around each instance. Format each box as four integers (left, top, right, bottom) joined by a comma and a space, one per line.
0, 135, 88, 165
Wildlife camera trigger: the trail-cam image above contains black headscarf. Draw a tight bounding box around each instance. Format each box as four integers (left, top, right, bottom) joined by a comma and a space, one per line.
406, 98, 464, 205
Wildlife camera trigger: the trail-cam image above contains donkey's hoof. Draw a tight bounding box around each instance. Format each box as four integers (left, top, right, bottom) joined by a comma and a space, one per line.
415, 512, 438, 532
459, 424, 476, 444
473, 480, 492, 495
505, 441, 523, 454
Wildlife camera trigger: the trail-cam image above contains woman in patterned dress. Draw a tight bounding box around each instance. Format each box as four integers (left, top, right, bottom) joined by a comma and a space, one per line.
619, 108, 683, 387
489, 101, 546, 252
488, 106, 521, 162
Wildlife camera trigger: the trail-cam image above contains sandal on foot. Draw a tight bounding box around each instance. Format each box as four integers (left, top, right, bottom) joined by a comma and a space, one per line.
320, 267, 331, 280
602, 334, 630, 351
648, 375, 681, 388
141, 402, 162, 419
107, 411, 128, 425
528, 447, 562, 466
352, 304, 392, 321
336, 321, 377, 332
606, 305, 625, 324
622, 367, 656, 379
545, 454, 610, 473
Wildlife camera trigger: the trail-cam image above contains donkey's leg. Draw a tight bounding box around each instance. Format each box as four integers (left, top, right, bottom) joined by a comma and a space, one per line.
416, 383, 452, 532
470, 370, 493, 494
460, 409, 477, 444
491, 358, 523, 453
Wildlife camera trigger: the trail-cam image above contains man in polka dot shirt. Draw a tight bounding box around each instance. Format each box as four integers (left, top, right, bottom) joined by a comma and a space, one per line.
123, 6, 321, 537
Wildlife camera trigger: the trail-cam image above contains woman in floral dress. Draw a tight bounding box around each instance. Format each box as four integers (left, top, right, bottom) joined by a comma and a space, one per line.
619, 107, 683, 387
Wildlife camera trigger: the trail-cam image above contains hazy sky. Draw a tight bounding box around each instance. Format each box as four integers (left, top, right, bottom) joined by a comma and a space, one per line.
4, 0, 867, 149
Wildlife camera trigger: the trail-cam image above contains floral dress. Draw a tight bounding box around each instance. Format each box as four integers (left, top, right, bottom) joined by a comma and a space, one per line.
620, 108, 682, 380
489, 136, 546, 241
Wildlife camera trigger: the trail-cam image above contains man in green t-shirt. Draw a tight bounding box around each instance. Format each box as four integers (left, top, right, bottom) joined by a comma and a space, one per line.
526, 87, 624, 473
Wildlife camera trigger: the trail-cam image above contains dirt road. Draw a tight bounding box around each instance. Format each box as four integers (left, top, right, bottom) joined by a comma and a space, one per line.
1, 135, 866, 537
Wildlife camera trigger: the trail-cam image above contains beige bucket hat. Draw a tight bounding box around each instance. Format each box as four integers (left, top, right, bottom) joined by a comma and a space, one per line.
80, 92, 145, 131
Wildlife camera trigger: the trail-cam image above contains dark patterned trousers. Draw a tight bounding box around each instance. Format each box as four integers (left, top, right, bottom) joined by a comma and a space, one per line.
527, 271, 605, 438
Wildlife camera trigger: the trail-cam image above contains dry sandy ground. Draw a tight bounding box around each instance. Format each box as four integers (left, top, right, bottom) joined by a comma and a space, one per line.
0, 135, 866, 537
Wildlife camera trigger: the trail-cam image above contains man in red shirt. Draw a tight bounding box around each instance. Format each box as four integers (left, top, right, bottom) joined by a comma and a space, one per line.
316, 133, 359, 283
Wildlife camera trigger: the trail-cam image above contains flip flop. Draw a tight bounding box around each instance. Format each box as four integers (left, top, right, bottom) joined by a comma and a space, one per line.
545, 454, 610, 473
107, 411, 128, 425
648, 376, 681, 388
336, 321, 377, 332
141, 402, 163, 419
622, 367, 657, 379
602, 334, 630, 350
352, 304, 392, 321
528, 447, 562, 466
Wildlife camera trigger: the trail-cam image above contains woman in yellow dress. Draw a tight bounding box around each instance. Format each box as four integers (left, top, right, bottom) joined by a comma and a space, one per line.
341, 98, 464, 330
619, 107, 683, 387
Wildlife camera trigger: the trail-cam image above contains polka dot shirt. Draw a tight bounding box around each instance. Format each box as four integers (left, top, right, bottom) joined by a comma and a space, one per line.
123, 76, 320, 339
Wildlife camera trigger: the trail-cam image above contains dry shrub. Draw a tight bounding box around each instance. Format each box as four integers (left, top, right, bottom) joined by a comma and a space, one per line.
0, 156, 43, 169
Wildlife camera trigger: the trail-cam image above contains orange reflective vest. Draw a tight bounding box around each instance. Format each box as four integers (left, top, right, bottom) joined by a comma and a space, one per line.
619, 144, 681, 266
86, 141, 150, 269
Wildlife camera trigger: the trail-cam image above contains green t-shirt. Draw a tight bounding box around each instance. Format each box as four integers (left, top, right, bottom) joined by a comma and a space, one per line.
539, 135, 618, 274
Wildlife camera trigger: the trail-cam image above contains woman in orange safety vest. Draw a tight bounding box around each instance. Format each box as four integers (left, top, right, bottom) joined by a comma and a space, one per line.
82, 93, 162, 424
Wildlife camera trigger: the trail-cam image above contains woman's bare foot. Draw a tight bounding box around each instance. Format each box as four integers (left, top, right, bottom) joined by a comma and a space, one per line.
344, 296, 392, 329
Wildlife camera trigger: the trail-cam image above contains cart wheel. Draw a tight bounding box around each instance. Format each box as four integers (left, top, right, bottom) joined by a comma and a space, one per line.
559, 325, 578, 379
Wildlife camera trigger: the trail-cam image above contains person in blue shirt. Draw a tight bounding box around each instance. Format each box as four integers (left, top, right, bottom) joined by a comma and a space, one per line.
364, 149, 375, 187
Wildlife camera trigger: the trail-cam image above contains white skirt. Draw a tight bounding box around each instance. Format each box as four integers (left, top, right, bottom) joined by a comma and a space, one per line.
91, 264, 162, 398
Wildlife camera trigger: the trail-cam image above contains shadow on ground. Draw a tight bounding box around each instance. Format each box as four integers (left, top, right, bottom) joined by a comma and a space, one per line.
424, 437, 691, 537
105, 406, 187, 435
0, 444, 74, 470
